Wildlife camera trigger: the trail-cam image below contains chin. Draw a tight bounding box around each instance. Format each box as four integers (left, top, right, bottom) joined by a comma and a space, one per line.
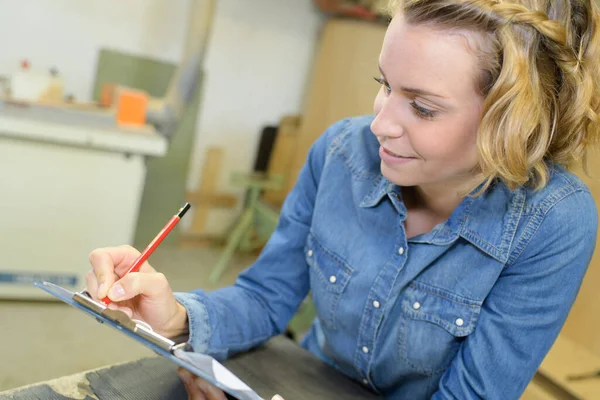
380, 163, 420, 187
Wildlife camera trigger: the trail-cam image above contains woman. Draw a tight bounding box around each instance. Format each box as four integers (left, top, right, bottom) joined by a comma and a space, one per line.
86, 0, 600, 398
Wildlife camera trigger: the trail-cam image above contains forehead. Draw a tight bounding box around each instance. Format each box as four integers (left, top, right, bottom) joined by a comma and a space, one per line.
380, 13, 482, 100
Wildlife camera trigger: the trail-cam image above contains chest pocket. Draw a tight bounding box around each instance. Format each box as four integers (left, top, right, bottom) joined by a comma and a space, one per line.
398, 280, 482, 375
305, 233, 354, 330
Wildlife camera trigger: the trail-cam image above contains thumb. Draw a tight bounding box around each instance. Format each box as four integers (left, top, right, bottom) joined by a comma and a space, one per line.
272, 396, 285, 400
107, 272, 171, 302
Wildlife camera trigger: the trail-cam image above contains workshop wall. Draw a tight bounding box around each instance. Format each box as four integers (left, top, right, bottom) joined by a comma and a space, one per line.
0, 0, 190, 101
185, 0, 323, 235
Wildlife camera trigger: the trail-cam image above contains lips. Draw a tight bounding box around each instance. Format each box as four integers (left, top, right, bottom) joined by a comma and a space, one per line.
382, 146, 416, 159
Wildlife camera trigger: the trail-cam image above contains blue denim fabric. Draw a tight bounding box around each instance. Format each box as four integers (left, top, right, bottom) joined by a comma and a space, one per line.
174, 115, 598, 399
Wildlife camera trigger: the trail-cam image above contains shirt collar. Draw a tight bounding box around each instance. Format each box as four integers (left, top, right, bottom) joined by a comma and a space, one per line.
360, 177, 525, 263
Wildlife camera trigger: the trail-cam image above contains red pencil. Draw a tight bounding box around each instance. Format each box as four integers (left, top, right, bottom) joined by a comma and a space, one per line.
102, 203, 191, 305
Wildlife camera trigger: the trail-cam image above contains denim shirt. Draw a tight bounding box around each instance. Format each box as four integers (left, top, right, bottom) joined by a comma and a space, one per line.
175, 115, 598, 399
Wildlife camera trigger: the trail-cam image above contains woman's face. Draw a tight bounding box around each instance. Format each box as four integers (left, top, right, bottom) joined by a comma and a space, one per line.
371, 12, 486, 190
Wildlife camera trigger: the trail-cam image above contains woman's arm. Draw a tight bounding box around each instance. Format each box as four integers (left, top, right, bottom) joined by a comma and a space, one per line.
433, 187, 598, 399
174, 119, 349, 360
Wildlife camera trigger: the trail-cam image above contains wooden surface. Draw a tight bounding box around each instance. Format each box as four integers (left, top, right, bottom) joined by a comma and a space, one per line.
189, 147, 226, 234
560, 158, 600, 357
0, 336, 380, 400
533, 333, 600, 399
262, 115, 301, 208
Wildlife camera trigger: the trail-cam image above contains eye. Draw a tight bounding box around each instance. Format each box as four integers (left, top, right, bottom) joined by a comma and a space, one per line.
374, 76, 391, 96
410, 101, 436, 120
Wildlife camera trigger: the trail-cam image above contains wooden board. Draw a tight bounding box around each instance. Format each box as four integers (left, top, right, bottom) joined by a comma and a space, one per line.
288, 18, 386, 193
0, 336, 380, 400
536, 333, 600, 399
262, 115, 301, 208
560, 153, 600, 357
189, 147, 225, 234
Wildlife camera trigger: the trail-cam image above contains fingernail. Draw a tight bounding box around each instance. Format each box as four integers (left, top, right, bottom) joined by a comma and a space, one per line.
178, 369, 191, 383
272, 395, 285, 400
108, 284, 125, 299
98, 283, 106, 297
195, 378, 209, 391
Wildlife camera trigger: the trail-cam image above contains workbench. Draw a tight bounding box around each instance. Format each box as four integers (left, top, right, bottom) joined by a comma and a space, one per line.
0, 101, 167, 299
0, 336, 379, 400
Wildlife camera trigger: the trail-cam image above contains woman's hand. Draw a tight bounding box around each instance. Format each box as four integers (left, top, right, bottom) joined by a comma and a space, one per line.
177, 368, 284, 400
86, 245, 188, 338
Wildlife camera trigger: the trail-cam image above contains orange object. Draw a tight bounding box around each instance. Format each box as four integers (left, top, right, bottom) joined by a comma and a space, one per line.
100, 84, 116, 108
116, 89, 148, 127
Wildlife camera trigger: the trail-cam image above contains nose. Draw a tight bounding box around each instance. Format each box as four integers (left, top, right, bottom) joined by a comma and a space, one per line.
371, 96, 404, 140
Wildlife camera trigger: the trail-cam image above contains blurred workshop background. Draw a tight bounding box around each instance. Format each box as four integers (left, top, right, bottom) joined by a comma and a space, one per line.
1, 1, 600, 399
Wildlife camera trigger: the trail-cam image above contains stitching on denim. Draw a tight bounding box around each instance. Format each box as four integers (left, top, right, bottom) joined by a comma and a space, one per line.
181, 294, 211, 352
336, 146, 380, 181
306, 234, 354, 330
327, 119, 381, 182
360, 177, 387, 206
409, 282, 482, 307
403, 304, 476, 335
507, 185, 588, 266
353, 234, 405, 369
498, 187, 526, 257
398, 316, 452, 375
310, 233, 355, 276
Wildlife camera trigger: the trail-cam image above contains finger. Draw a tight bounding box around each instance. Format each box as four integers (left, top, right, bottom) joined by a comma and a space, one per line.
107, 272, 171, 302
88, 248, 121, 298
178, 369, 207, 400
85, 269, 100, 299
272, 396, 285, 400
195, 378, 227, 400
107, 303, 133, 318
112, 245, 156, 276
89, 246, 155, 298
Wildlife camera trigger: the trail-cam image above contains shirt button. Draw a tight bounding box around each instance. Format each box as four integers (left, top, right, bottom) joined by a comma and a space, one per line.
412, 301, 421, 310
398, 247, 405, 255
362, 346, 369, 354
307, 250, 313, 257
362, 378, 369, 385
329, 275, 337, 284
455, 318, 465, 327
373, 300, 381, 309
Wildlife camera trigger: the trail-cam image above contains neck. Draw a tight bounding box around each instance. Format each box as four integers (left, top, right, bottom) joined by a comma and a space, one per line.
403, 175, 482, 220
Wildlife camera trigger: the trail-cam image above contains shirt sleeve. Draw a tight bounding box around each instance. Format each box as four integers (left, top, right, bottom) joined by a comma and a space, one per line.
432, 187, 598, 399
174, 119, 347, 360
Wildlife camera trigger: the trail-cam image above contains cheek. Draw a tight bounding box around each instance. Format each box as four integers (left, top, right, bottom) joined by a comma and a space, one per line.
415, 124, 479, 163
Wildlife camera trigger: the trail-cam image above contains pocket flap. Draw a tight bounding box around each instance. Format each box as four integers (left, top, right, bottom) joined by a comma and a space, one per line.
402, 281, 482, 337
305, 233, 353, 294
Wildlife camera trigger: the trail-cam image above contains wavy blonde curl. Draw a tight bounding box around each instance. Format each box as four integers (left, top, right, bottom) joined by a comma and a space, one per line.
384, 0, 600, 192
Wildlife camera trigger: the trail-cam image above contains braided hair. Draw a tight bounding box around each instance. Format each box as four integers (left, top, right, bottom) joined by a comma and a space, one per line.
385, 0, 600, 192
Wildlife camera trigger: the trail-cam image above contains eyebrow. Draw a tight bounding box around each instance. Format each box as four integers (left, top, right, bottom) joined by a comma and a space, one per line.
378, 64, 448, 99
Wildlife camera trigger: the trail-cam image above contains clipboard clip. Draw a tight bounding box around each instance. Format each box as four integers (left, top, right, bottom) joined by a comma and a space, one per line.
73, 290, 191, 354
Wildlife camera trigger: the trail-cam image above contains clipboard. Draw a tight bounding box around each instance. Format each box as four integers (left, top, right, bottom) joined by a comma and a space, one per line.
34, 281, 265, 400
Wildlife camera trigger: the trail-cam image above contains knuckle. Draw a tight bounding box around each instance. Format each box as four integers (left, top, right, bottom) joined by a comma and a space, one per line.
121, 244, 138, 254
88, 248, 102, 264
86, 269, 96, 281
155, 273, 170, 289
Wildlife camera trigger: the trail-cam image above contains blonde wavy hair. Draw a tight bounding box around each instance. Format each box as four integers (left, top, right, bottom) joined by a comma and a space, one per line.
385, 0, 600, 192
